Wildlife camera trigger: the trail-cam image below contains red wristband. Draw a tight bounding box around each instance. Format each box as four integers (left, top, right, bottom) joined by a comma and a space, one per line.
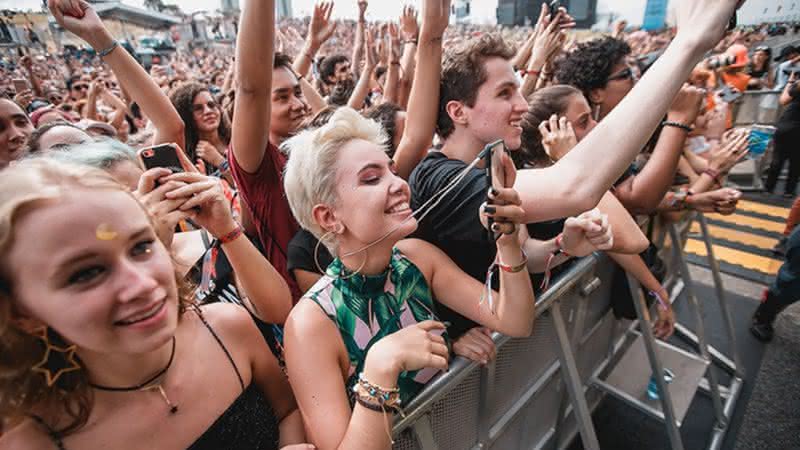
216, 225, 243, 244
554, 233, 570, 257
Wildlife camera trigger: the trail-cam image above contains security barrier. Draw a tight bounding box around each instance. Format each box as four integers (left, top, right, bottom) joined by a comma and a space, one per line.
731, 89, 783, 126
391, 255, 617, 450
391, 212, 743, 450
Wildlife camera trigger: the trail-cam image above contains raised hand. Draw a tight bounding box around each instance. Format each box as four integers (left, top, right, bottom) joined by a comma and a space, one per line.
710, 128, 749, 173
673, 0, 742, 55
400, 5, 419, 42
482, 150, 525, 238
357, 0, 368, 20
420, 0, 451, 39
539, 115, 577, 161
365, 321, 450, 375
48, 0, 110, 49
387, 22, 401, 62
308, 1, 337, 48
668, 84, 706, 126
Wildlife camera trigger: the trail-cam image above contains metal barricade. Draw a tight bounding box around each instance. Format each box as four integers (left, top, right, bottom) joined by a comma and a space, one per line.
731, 90, 782, 127
392, 255, 619, 450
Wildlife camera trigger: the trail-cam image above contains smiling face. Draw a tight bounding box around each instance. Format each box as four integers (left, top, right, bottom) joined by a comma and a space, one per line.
191, 90, 221, 134
7, 190, 179, 356
326, 139, 415, 251
462, 57, 528, 150
270, 67, 310, 144
0, 99, 34, 168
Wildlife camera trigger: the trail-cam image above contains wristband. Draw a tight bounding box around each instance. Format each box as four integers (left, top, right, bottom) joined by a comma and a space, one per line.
554, 233, 570, 257
650, 290, 671, 311
215, 225, 243, 244
218, 159, 230, 172
524, 69, 541, 77
402, 39, 418, 46
661, 120, 694, 133
96, 40, 119, 58
498, 249, 528, 273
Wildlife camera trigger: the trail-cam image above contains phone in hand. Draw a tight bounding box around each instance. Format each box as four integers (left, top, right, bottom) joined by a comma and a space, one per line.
137, 143, 185, 174
12, 78, 29, 93
717, 85, 742, 104
483, 140, 508, 241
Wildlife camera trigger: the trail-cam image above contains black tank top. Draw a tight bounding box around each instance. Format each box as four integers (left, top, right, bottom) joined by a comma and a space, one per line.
32, 309, 280, 450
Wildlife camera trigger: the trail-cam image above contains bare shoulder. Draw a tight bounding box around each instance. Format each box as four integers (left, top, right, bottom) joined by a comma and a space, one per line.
0, 419, 56, 450
196, 302, 257, 340
284, 298, 338, 344
396, 238, 446, 275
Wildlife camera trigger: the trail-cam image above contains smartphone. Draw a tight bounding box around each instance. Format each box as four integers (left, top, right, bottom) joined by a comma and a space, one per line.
138, 143, 184, 174
12, 78, 28, 93
718, 85, 742, 103
483, 140, 507, 241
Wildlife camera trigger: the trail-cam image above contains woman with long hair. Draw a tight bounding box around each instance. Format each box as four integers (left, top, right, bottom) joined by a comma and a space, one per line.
169, 82, 232, 176
0, 158, 307, 449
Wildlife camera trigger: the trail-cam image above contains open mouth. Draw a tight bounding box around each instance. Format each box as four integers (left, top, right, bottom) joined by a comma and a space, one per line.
115, 299, 166, 326
386, 201, 411, 215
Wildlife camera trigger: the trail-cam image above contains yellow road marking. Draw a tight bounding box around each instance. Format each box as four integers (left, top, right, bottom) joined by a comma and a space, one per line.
735, 200, 790, 219
685, 239, 782, 275
705, 213, 785, 234
690, 224, 779, 250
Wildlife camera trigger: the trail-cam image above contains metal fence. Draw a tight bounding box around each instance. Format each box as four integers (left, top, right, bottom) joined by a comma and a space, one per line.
391, 212, 743, 450
731, 89, 783, 126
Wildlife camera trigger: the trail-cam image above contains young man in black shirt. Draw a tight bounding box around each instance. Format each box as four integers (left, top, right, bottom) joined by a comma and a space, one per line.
409, 0, 746, 339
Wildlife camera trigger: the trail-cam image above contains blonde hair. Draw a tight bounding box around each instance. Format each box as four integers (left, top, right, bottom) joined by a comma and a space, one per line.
283, 107, 387, 251
0, 158, 194, 435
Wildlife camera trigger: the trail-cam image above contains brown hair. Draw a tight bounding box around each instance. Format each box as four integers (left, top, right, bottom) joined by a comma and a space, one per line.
517, 85, 584, 168
168, 82, 231, 162
0, 158, 195, 435
437, 34, 516, 139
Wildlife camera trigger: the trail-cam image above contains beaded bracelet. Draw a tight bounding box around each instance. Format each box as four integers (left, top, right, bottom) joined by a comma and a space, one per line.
662, 120, 694, 133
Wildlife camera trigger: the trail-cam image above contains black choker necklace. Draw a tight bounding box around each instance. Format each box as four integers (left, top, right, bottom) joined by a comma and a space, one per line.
89, 336, 179, 414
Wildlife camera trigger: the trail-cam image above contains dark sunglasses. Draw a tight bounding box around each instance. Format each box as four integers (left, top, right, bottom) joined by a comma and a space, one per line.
72, 84, 88, 91
192, 101, 218, 113
607, 66, 636, 82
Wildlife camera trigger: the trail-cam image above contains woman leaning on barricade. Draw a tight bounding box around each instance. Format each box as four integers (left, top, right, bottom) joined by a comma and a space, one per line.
282, 106, 535, 449
0, 158, 310, 449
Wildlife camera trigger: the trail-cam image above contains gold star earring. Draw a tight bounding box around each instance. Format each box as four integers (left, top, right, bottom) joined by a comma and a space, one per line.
31, 327, 81, 387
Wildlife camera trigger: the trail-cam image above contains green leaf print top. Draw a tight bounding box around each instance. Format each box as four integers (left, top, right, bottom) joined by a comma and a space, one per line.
306, 247, 447, 405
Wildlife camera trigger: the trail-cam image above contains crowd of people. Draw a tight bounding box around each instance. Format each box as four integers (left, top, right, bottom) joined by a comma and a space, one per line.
0, 0, 791, 448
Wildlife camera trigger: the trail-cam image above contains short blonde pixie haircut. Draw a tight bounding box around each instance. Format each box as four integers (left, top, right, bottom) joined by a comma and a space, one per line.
283, 107, 387, 251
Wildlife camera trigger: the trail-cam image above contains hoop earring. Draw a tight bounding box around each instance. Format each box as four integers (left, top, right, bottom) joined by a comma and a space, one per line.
31, 327, 81, 388
314, 231, 368, 280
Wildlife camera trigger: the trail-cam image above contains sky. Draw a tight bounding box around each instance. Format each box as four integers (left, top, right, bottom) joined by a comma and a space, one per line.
1, 0, 650, 24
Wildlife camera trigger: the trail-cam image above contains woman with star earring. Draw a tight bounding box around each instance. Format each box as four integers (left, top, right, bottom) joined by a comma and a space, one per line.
0, 158, 309, 449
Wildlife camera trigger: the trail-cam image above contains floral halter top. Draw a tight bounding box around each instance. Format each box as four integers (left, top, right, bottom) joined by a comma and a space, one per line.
306, 247, 446, 405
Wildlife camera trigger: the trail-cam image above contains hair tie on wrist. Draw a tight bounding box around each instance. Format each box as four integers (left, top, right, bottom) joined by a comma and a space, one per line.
661, 120, 694, 133
96, 40, 119, 58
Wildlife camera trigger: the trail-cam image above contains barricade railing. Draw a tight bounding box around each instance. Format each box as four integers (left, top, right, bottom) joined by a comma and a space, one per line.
731, 89, 782, 127
391, 255, 615, 450
390, 211, 744, 450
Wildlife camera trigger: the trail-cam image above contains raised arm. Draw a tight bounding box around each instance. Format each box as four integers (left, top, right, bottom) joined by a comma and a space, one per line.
515, 0, 743, 223
231, 0, 275, 173
381, 24, 402, 104
397, 5, 419, 108
293, 2, 337, 79
392, 0, 449, 179
347, 30, 377, 110
48, 0, 185, 149
613, 86, 705, 214
351, 1, 367, 81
